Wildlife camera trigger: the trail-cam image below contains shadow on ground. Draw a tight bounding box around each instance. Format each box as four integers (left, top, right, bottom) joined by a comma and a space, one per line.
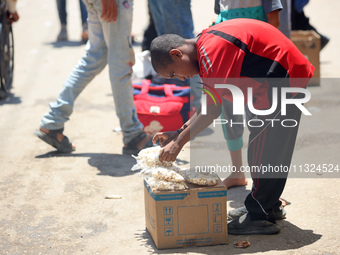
135, 223, 322, 254
45, 40, 85, 48
35, 151, 137, 177
226, 185, 250, 209
0, 92, 22, 105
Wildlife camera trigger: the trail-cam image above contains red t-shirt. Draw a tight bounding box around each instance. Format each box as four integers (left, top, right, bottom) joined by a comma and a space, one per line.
196, 18, 314, 109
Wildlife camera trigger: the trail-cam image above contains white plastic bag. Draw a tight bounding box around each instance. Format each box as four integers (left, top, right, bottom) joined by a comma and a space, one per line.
131, 50, 157, 80
131, 146, 173, 171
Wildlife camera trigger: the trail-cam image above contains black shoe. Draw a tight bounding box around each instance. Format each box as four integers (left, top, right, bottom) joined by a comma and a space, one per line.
122, 132, 153, 155
320, 34, 330, 50
271, 206, 287, 220
228, 213, 281, 235
228, 206, 286, 221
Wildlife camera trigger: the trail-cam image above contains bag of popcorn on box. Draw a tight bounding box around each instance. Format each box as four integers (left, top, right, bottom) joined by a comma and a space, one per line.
146, 177, 188, 191
181, 168, 219, 186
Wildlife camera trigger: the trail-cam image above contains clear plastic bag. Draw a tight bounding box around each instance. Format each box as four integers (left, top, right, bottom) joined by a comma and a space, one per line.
131, 146, 173, 171
146, 177, 188, 191
181, 169, 219, 186
150, 166, 184, 183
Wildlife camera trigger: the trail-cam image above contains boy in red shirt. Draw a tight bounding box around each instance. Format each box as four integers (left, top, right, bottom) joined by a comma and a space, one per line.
150, 18, 314, 235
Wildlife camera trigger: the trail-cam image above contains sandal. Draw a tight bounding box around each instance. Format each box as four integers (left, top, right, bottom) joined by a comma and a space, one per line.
34, 128, 75, 153
122, 132, 153, 155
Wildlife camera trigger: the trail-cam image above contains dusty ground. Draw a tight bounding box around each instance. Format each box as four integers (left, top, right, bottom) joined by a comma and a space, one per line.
0, 0, 339, 254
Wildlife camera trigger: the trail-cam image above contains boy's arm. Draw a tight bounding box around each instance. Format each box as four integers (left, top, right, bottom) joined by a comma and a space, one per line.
262, 0, 282, 28
158, 103, 222, 162
152, 107, 202, 147
266, 10, 280, 28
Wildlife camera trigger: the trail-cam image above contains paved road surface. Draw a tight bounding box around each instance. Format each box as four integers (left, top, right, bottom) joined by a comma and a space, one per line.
0, 0, 339, 254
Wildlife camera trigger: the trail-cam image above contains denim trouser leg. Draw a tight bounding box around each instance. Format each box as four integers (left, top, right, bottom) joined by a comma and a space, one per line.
99, 0, 144, 144
148, 0, 201, 109
40, 4, 108, 131
148, 0, 194, 39
56, 0, 67, 25
79, 0, 88, 25
41, 0, 142, 145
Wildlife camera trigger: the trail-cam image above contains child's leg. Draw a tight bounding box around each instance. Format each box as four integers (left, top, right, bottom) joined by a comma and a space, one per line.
223, 149, 248, 188
221, 99, 247, 188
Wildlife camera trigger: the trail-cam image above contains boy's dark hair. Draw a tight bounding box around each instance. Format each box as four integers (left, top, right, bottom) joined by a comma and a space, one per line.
150, 34, 185, 73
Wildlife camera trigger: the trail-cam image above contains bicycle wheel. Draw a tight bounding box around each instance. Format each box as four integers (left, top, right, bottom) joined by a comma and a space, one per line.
0, 14, 14, 99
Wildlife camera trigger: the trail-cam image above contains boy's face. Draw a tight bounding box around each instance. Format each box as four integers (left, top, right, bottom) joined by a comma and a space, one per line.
158, 49, 199, 81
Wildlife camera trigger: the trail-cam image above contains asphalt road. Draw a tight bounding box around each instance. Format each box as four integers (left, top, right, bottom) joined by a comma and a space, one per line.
0, 0, 339, 254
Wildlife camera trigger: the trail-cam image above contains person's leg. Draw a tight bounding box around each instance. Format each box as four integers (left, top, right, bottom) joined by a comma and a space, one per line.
291, 0, 329, 49
149, 0, 194, 39
245, 84, 303, 220
39, 1, 108, 134
79, 0, 89, 42
56, 0, 67, 25
228, 78, 304, 234
141, 2, 157, 52
221, 99, 247, 188
99, 0, 146, 147
148, 0, 201, 109
79, 0, 88, 25
278, 0, 291, 38
56, 0, 68, 41
228, 90, 302, 234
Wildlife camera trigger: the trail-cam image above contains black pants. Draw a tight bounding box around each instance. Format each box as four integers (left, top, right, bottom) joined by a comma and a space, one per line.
245, 89, 303, 221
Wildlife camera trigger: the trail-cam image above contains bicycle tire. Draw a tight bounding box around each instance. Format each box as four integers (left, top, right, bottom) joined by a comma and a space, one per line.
0, 13, 14, 99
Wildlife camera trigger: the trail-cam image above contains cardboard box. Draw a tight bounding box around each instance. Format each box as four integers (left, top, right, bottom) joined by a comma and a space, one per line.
144, 178, 228, 249
290, 30, 321, 86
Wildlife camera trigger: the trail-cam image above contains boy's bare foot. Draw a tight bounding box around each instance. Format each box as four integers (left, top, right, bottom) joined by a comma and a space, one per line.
223, 172, 248, 188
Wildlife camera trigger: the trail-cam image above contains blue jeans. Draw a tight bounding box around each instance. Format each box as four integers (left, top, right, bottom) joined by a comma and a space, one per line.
41, 0, 143, 145
148, 0, 194, 39
148, 0, 201, 109
56, 0, 88, 25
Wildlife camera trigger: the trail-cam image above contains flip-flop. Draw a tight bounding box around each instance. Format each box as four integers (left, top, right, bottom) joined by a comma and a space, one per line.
122, 132, 153, 155
279, 198, 290, 207
34, 128, 75, 153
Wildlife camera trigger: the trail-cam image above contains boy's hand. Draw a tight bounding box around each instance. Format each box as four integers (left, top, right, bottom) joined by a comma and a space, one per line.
100, 0, 118, 23
158, 140, 182, 162
152, 131, 178, 147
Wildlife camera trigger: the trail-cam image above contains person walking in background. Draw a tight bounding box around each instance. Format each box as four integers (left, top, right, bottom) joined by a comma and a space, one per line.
291, 0, 329, 50
35, 0, 152, 155
56, 0, 89, 42
141, 2, 157, 52
147, 0, 202, 110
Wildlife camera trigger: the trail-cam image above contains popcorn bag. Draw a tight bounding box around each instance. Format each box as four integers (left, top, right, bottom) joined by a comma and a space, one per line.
131, 146, 219, 191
